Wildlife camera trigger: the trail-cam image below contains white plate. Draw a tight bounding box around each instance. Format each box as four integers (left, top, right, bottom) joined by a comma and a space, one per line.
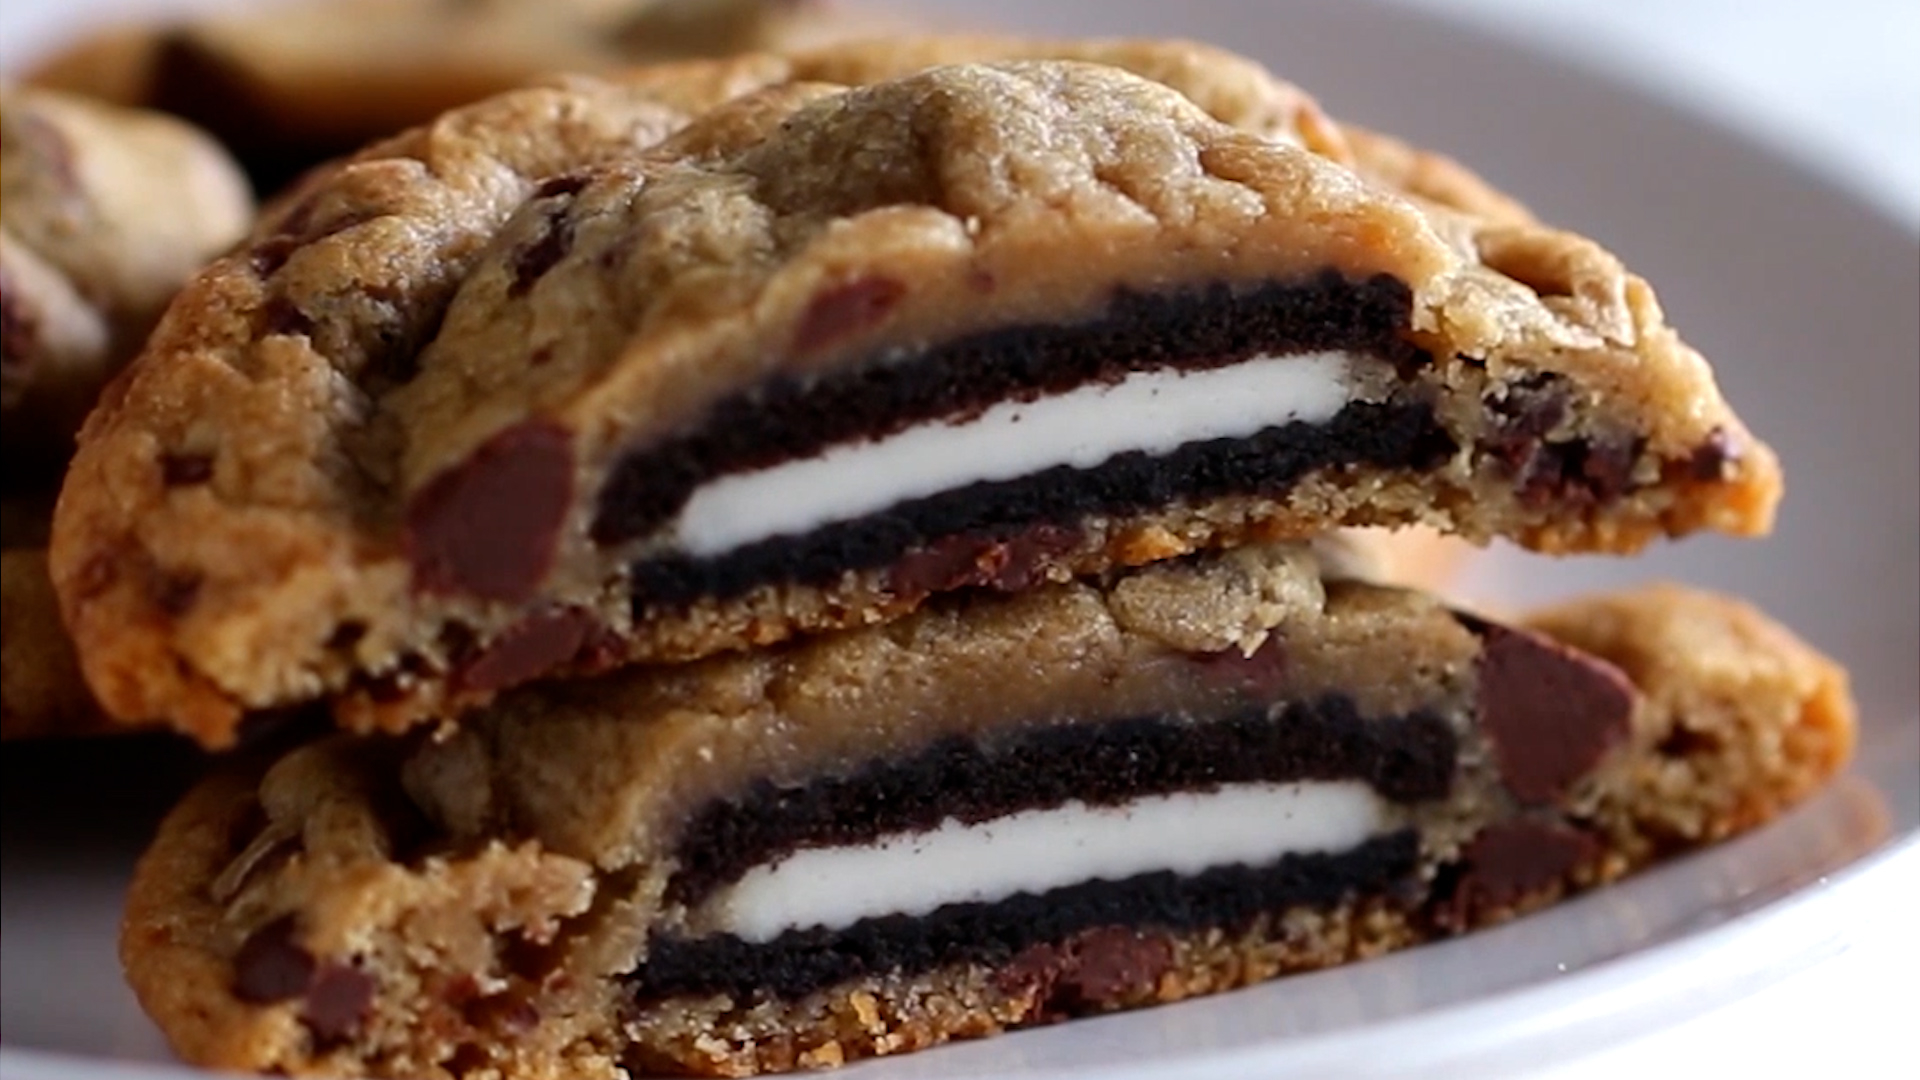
2, 1, 1916, 1077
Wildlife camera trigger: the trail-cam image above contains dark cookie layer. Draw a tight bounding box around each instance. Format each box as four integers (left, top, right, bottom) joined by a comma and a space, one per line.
629, 397, 1456, 611
666, 697, 1456, 908
592, 271, 1423, 548
633, 829, 1420, 1002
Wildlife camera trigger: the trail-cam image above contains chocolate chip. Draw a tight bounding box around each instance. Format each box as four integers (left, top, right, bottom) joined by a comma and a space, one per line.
460, 989, 541, 1034
887, 525, 1080, 600
233, 917, 316, 1003
1575, 438, 1638, 501
231, 917, 376, 1043
325, 620, 368, 651
448, 608, 597, 695
72, 551, 118, 599
791, 277, 906, 355
260, 295, 316, 338
998, 927, 1173, 1020
160, 452, 215, 487
303, 963, 376, 1044
1655, 723, 1719, 759
1489, 376, 1568, 449
533, 173, 592, 199
1687, 427, 1741, 482
1433, 819, 1599, 932
361, 673, 403, 703
1482, 376, 1643, 507
1469, 620, 1634, 804
405, 421, 574, 602
248, 236, 303, 278
1191, 636, 1289, 697
151, 568, 203, 618
507, 206, 576, 299
251, 204, 379, 278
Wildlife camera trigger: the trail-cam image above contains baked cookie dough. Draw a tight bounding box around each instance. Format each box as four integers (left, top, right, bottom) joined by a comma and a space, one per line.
121, 545, 1852, 1077
53, 53, 1777, 743
1, 86, 251, 488
25, 0, 862, 193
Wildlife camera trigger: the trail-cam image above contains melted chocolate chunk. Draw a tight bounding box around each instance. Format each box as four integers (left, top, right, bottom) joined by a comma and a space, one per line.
1687, 427, 1741, 482
632, 830, 1418, 1002
629, 398, 1456, 611
1463, 618, 1635, 805
447, 607, 598, 695
665, 698, 1454, 908
304, 963, 377, 1044
533, 173, 592, 199
231, 915, 376, 1042
1191, 636, 1290, 698
791, 276, 907, 354
260, 295, 316, 339
150, 568, 203, 619
998, 927, 1176, 1019
233, 916, 314, 1003
1432, 819, 1600, 932
160, 452, 215, 487
1482, 375, 1645, 509
508, 204, 576, 298
405, 421, 575, 603
887, 524, 1082, 600
593, 271, 1422, 546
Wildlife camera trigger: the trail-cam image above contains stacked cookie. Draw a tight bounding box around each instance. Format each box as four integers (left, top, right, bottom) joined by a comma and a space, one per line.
9, 19, 1855, 1080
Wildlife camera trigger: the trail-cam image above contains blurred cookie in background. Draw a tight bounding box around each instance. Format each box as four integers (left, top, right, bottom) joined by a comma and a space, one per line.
25, 0, 870, 194
2, 85, 252, 490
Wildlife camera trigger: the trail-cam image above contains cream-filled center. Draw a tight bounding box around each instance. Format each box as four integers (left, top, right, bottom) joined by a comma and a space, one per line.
669, 352, 1357, 558
695, 780, 1393, 943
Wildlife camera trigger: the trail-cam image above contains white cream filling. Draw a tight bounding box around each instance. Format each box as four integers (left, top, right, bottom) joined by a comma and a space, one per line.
701, 780, 1393, 943
670, 352, 1357, 558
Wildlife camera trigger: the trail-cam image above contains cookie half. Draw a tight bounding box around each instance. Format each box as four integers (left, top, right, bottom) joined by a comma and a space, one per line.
1, 86, 252, 488
121, 546, 1851, 1077
55, 53, 1777, 743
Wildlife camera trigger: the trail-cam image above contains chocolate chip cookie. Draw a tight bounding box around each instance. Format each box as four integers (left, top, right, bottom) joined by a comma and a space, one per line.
1, 86, 252, 489
25, 0, 862, 194
120, 544, 1852, 1077
53, 54, 1779, 745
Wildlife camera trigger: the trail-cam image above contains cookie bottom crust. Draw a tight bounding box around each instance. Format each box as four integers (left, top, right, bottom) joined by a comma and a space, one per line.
626, 893, 1531, 1078
123, 706, 1837, 1079
624, 822, 1600, 1079
121, 584, 1854, 1079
